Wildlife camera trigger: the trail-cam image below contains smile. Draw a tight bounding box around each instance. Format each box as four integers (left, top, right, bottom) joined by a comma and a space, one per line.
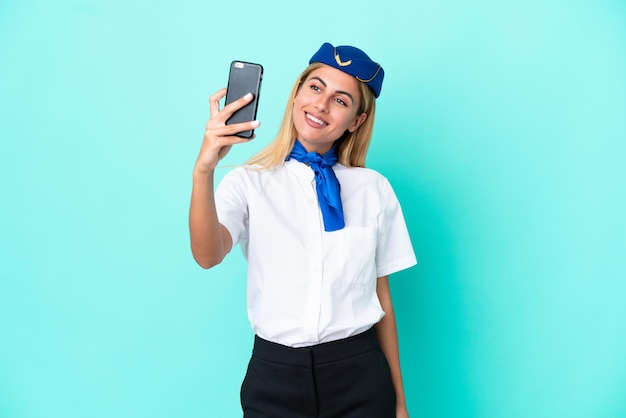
306, 113, 328, 127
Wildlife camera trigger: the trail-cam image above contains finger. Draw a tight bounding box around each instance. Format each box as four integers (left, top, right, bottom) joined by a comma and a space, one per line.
219, 92, 255, 119
221, 120, 260, 137
209, 88, 227, 119
203, 119, 259, 142
223, 134, 255, 146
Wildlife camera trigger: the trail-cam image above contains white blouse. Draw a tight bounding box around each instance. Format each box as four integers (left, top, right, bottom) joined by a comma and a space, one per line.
215, 159, 417, 347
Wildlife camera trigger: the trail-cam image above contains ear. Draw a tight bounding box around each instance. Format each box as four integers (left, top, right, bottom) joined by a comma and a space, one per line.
348, 112, 368, 133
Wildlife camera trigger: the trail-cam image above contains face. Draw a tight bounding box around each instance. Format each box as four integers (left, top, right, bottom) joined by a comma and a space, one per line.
292, 65, 368, 154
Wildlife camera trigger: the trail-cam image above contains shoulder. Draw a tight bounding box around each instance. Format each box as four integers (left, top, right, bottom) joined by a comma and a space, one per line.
335, 165, 403, 209
221, 163, 281, 182
335, 163, 384, 178
217, 163, 291, 194
334, 164, 393, 190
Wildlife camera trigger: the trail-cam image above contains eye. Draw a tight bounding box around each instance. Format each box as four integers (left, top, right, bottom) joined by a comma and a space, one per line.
310, 84, 321, 92
334, 97, 347, 107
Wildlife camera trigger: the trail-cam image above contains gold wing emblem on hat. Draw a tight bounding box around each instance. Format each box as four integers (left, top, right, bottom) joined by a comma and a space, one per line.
334, 48, 352, 67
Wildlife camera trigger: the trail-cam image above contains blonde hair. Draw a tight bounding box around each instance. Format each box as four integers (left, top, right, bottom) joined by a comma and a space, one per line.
246, 63, 377, 169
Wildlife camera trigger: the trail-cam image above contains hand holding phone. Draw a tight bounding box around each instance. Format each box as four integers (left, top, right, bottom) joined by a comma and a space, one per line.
224, 61, 263, 138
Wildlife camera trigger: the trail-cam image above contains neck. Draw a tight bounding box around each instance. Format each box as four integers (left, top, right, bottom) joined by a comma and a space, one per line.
296, 138, 334, 155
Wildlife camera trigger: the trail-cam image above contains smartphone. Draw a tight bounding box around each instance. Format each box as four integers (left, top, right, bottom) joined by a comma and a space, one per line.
224, 61, 263, 138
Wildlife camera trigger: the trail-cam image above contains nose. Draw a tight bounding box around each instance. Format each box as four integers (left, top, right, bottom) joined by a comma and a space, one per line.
314, 95, 329, 113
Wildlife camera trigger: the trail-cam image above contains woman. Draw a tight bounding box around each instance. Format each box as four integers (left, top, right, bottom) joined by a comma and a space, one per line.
189, 42, 417, 418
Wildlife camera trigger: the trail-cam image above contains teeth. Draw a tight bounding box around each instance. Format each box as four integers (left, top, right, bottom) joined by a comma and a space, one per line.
307, 113, 326, 126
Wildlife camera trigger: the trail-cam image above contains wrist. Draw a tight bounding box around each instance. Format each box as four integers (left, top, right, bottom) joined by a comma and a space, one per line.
396, 395, 408, 411
396, 402, 409, 418
193, 164, 215, 180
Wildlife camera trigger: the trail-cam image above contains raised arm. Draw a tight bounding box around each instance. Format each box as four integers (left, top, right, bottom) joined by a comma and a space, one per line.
189, 89, 260, 269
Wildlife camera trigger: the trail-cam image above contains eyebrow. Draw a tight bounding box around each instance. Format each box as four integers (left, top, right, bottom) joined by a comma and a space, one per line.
309, 76, 355, 104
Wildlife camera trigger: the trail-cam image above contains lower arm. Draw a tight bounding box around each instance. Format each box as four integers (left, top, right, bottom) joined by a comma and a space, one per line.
375, 298, 408, 409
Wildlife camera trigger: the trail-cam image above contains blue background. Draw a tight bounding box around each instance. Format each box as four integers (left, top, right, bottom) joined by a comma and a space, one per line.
1, 0, 625, 417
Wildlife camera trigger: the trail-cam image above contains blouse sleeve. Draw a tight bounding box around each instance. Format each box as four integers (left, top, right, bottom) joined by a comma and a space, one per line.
375, 178, 418, 278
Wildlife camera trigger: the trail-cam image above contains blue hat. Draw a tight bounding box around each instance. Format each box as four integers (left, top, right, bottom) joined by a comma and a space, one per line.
309, 42, 384, 98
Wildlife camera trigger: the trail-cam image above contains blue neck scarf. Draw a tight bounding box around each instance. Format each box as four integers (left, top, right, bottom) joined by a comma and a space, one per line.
286, 140, 345, 231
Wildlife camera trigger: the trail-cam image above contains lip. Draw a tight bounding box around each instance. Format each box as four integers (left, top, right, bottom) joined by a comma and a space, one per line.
305, 112, 328, 128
